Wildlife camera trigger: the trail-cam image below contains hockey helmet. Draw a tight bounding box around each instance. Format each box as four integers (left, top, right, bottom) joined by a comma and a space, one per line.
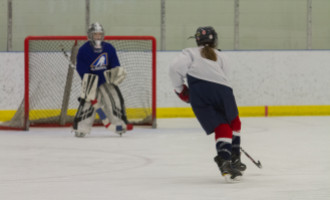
194, 26, 218, 47
87, 22, 105, 53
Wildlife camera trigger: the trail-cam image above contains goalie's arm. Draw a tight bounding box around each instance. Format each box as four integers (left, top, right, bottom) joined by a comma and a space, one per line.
76, 49, 92, 79
104, 66, 127, 85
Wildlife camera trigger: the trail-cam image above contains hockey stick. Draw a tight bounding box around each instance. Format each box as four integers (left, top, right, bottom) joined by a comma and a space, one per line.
60, 44, 77, 69
240, 147, 262, 169
59, 42, 77, 125
113, 85, 129, 124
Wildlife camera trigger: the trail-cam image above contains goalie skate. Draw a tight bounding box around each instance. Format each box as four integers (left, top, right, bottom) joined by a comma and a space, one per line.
114, 123, 133, 136
75, 131, 87, 138
115, 125, 125, 136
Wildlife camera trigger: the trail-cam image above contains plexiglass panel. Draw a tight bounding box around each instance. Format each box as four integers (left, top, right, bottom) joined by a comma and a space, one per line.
0, 0, 329, 51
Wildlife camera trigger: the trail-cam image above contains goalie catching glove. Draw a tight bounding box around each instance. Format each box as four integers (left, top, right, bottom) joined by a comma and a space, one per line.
104, 66, 127, 85
175, 84, 190, 103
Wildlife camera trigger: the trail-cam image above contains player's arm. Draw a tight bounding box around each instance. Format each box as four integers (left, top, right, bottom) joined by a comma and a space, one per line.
169, 49, 192, 103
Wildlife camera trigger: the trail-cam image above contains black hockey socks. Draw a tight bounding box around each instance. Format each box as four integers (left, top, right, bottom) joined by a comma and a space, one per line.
231, 132, 246, 172
232, 132, 241, 155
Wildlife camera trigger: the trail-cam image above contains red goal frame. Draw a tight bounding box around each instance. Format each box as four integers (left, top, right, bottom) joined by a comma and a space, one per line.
1, 36, 157, 130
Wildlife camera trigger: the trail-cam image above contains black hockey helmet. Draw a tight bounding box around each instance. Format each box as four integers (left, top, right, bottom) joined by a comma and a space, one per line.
193, 26, 218, 47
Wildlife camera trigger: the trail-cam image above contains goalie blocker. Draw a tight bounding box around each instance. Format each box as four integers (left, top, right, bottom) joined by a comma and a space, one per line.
74, 72, 132, 137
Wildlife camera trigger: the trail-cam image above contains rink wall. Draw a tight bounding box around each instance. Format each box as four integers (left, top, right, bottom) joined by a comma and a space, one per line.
1, 50, 330, 120
157, 50, 330, 117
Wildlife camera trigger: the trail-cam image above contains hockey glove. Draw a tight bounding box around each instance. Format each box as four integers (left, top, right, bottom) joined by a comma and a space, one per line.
175, 84, 190, 103
104, 67, 127, 85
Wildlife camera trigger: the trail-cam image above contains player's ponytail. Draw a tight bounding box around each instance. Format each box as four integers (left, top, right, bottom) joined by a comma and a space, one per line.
192, 26, 218, 61
201, 44, 217, 61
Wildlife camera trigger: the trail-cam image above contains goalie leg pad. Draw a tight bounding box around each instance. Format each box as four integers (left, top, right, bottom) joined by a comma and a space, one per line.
98, 83, 132, 131
73, 99, 97, 137
73, 73, 99, 137
91, 95, 127, 135
81, 73, 99, 101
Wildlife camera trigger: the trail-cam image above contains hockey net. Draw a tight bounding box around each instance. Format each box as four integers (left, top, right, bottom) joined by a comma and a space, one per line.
0, 36, 156, 130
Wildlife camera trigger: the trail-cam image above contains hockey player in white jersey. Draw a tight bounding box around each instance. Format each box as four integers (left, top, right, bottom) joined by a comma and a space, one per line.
73, 22, 132, 137
169, 26, 246, 182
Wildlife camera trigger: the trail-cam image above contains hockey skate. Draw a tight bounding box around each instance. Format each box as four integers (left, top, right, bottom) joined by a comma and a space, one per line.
214, 155, 242, 183
232, 152, 247, 173
114, 125, 125, 136
74, 131, 87, 138
114, 123, 133, 136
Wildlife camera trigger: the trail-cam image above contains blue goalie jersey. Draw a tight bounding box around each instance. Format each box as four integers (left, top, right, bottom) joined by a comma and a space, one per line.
76, 41, 120, 86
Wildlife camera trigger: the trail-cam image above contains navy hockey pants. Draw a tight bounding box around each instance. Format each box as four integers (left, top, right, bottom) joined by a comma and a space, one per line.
187, 75, 239, 135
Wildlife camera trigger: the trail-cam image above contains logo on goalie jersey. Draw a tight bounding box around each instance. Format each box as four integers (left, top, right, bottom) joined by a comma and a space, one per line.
91, 53, 108, 71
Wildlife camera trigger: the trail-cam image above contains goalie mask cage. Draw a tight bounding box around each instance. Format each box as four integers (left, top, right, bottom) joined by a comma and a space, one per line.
0, 36, 156, 130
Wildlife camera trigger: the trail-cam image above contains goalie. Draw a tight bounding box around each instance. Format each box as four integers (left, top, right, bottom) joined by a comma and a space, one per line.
73, 22, 132, 137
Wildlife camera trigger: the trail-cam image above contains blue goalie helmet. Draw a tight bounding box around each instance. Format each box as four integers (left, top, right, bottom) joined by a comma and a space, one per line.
87, 22, 105, 53
194, 26, 218, 47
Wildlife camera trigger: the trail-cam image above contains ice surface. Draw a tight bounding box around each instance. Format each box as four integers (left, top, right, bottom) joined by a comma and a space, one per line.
0, 117, 329, 200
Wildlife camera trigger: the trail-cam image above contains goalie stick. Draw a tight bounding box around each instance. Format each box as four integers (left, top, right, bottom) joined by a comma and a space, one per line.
60, 44, 76, 69
59, 42, 77, 125
240, 147, 262, 169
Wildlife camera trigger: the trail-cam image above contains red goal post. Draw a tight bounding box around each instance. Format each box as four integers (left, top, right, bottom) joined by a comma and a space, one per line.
0, 36, 157, 130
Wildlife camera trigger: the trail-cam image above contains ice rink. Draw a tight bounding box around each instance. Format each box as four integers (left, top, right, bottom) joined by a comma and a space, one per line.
0, 117, 329, 200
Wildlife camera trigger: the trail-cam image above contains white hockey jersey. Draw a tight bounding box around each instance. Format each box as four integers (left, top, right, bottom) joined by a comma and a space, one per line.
169, 47, 231, 93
